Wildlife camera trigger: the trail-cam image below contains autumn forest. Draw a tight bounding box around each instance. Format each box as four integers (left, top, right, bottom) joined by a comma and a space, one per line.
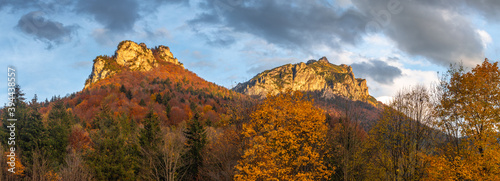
1, 56, 500, 181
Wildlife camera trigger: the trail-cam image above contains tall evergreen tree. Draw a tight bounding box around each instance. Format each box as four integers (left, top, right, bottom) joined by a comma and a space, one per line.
119, 84, 127, 93
126, 90, 133, 100
13, 84, 25, 105
180, 114, 207, 181
139, 110, 162, 152
138, 110, 164, 180
85, 105, 139, 181
10, 86, 48, 176
45, 101, 73, 167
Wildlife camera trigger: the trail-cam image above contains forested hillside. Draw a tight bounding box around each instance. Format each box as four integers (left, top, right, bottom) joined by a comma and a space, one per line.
1, 40, 499, 180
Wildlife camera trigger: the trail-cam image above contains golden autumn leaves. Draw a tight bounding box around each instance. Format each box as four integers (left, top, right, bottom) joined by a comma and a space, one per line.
235, 90, 332, 180
232, 59, 500, 180
427, 59, 500, 180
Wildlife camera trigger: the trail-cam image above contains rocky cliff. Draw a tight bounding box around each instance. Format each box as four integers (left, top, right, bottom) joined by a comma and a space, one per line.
232, 57, 375, 103
84, 40, 183, 89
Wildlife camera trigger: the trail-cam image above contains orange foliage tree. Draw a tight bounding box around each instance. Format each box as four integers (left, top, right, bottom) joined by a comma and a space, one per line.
428, 59, 500, 180
68, 124, 92, 152
2, 151, 25, 178
234, 90, 333, 180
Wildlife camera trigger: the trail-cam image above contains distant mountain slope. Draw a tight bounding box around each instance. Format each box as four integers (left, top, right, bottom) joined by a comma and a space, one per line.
42, 41, 381, 130
232, 57, 378, 105
44, 41, 252, 125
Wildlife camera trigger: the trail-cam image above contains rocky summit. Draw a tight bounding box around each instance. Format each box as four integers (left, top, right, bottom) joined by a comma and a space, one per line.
84, 40, 183, 89
232, 57, 375, 103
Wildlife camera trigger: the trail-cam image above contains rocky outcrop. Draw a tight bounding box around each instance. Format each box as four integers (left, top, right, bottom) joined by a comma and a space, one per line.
155, 45, 182, 66
84, 40, 183, 89
232, 57, 371, 102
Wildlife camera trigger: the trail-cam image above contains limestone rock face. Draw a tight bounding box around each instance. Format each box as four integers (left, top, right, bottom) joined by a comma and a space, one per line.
85, 56, 111, 88
84, 40, 183, 89
115, 41, 156, 71
156, 45, 182, 66
232, 57, 372, 102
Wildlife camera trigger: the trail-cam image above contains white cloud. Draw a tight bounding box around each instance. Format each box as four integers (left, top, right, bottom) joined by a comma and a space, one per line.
477, 29, 492, 49
368, 67, 439, 99
376, 96, 393, 105
322, 49, 359, 65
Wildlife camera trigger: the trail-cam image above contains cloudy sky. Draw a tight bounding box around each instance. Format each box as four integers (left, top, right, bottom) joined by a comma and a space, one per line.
1, 0, 499, 105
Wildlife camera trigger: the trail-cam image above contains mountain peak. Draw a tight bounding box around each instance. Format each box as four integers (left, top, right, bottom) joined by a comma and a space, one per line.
318, 56, 329, 63
84, 41, 183, 89
306, 56, 330, 65
233, 57, 376, 104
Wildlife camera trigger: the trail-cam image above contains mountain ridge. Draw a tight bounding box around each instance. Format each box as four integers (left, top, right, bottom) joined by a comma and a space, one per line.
56, 40, 252, 123
232, 57, 377, 105
76, 41, 380, 124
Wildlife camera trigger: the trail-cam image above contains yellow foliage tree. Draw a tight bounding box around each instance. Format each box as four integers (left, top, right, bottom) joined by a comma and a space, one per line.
428, 59, 500, 180
2, 151, 25, 177
234, 90, 333, 180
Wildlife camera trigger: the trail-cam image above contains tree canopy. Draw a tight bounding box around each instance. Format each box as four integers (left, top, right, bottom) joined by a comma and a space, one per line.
235, 90, 332, 180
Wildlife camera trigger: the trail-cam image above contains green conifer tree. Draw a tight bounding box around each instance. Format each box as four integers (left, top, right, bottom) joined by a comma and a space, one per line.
180, 114, 207, 181
86, 105, 138, 181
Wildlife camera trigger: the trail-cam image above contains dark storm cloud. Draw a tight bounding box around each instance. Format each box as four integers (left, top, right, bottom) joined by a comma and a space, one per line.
190, 0, 497, 67
4, 0, 499, 66
3, 0, 187, 34
74, 0, 189, 33
75, 0, 140, 32
0, 0, 41, 11
149, 0, 190, 7
352, 0, 484, 66
351, 60, 402, 84
190, 0, 370, 49
466, 0, 500, 21
73, 0, 187, 45
16, 11, 78, 47
1, 0, 74, 13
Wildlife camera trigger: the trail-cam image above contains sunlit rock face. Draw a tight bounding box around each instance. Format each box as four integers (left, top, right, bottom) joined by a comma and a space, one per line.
84, 40, 183, 89
232, 57, 371, 102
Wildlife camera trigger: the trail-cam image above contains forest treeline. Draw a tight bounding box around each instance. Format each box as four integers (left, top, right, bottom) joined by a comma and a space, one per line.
1, 59, 499, 180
